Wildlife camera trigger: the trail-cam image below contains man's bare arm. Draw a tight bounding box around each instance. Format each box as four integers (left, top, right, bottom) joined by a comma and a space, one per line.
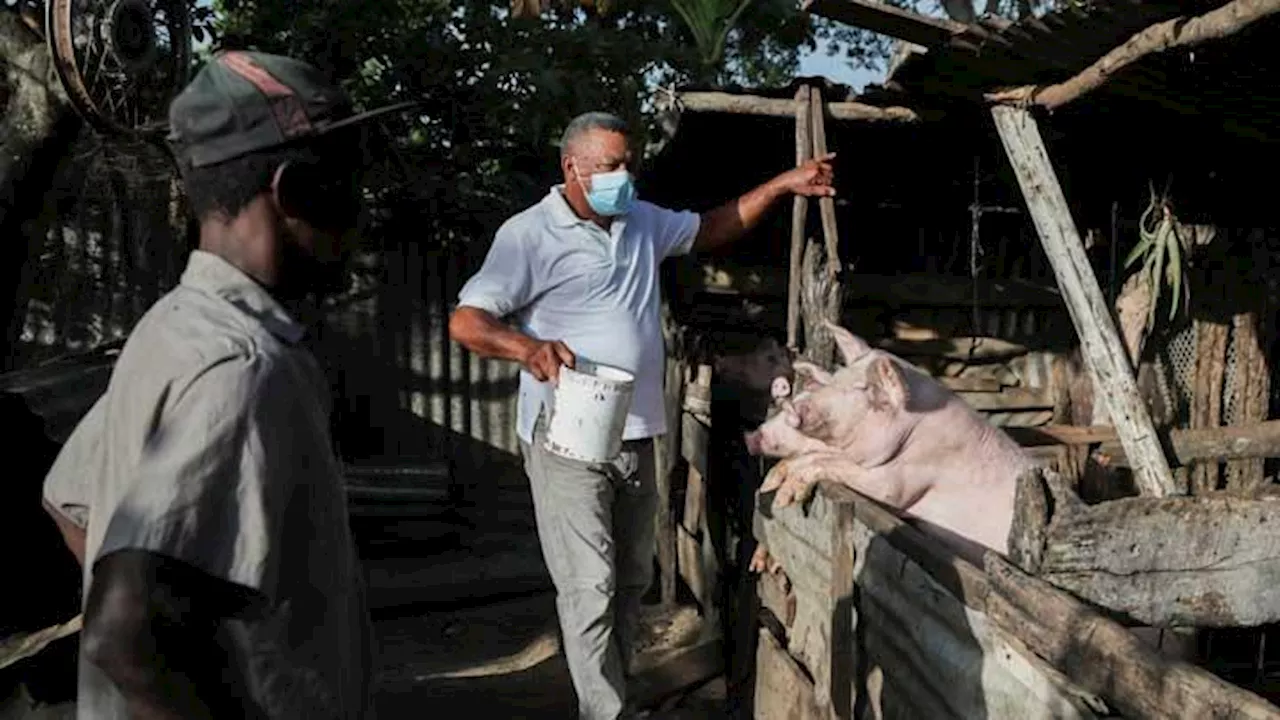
449, 306, 575, 382
43, 499, 86, 567
82, 550, 268, 720
692, 152, 836, 254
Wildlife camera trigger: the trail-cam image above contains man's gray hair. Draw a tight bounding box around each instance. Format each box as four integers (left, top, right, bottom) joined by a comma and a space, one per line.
560, 111, 629, 158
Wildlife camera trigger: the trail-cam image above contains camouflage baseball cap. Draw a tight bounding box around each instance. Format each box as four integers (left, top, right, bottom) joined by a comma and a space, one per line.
167, 50, 415, 169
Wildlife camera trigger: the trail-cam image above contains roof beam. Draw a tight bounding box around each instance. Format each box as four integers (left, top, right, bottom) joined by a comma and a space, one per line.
986, 0, 1280, 113
801, 0, 966, 48
674, 91, 921, 123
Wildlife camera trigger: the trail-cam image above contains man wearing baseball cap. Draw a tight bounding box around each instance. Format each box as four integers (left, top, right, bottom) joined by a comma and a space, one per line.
41, 50, 412, 719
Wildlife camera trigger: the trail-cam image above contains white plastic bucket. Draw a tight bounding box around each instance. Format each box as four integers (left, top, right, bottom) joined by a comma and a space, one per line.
544, 361, 636, 464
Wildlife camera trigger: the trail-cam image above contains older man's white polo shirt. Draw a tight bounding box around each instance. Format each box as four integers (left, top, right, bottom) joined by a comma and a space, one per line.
457, 185, 700, 444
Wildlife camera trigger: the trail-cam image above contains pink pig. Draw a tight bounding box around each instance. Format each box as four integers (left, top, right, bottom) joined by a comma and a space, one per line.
743, 322, 1033, 556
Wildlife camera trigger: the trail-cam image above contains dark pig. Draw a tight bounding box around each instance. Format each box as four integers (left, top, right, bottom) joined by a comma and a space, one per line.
744, 322, 1033, 556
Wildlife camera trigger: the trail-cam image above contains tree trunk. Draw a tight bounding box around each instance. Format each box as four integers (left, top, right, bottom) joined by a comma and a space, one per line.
0, 13, 77, 369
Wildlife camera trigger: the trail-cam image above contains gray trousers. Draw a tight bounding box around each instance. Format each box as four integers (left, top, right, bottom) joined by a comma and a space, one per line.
520, 413, 658, 720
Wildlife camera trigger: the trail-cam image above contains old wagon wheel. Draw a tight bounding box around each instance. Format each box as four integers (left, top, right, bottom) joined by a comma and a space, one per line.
46, 0, 192, 137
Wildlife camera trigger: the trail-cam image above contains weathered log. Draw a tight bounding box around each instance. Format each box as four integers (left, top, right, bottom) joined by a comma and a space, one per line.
984, 553, 1280, 719
0, 13, 75, 366
1006, 420, 1280, 471
1191, 318, 1229, 493
786, 85, 812, 351
800, 0, 966, 48
674, 90, 921, 123
1009, 469, 1280, 627
800, 239, 841, 369
985, 0, 1280, 112
1100, 420, 1280, 469
992, 105, 1178, 497
1226, 309, 1271, 494
809, 87, 841, 279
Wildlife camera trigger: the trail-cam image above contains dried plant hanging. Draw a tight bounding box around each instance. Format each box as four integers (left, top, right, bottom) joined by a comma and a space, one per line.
1124, 182, 1193, 328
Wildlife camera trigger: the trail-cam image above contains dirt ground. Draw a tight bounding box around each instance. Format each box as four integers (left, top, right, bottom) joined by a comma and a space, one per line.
375, 592, 726, 718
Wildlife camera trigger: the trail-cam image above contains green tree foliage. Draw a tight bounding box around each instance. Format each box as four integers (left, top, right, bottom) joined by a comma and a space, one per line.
201, 0, 1039, 246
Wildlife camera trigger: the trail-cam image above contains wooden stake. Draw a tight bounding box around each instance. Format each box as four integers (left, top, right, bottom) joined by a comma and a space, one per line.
808, 87, 842, 280
786, 85, 813, 352
674, 91, 920, 123
991, 105, 1179, 497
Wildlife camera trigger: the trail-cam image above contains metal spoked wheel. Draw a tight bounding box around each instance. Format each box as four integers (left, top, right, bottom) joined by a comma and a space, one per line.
46, 0, 192, 137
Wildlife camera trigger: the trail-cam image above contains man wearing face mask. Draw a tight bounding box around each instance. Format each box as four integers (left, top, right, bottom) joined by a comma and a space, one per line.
40, 51, 413, 720
449, 111, 834, 719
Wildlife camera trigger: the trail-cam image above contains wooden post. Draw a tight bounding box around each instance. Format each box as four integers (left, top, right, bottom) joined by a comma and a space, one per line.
991, 105, 1179, 497
654, 301, 684, 606
1190, 317, 1228, 494
786, 85, 813, 352
809, 87, 841, 279
800, 87, 846, 370
1226, 309, 1270, 494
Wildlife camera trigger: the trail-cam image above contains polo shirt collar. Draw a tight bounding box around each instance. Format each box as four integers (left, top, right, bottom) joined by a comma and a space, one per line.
544, 185, 628, 234
179, 250, 307, 344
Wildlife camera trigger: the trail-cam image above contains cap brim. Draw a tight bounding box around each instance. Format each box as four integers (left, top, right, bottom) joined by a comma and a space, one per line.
319, 100, 421, 135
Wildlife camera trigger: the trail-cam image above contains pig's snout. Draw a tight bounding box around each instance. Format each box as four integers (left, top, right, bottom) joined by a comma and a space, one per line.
744, 430, 763, 455
770, 376, 791, 399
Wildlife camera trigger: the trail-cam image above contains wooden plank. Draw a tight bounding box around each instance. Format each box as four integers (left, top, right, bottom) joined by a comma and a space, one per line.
681, 411, 709, 480
876, 335, 1030, 361
1098, 420, 1280, 468
1191, 318, 1229, 493
1007, 421, 1280, 468
939, 376, 1003, 392
755, 628, 825, 720
787, 85, 813, 351
678, 262, 1064, 307
674, 91, 921, 123
0, 614, 81, 670
1008, 469, 1280, 627
956, 387, 1055, 412
991, 105, 1178, 497
1226, 309, 1270, 494
809, 87, 842, 281
682, 463, 705, 537
984, 554, 1280, 720
1004, 424, 1117, 446
655, 313, 685, 607
677, 525, 707, 609
851, 520, 1104, 719
827, 497, 856, 718
758, 566, 796, 630
801, 0, 966, 48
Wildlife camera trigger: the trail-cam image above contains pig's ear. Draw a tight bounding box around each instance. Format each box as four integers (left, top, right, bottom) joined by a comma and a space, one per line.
792, 360, 833, 388
824, 321, 872, 365
868, 356, 908, 411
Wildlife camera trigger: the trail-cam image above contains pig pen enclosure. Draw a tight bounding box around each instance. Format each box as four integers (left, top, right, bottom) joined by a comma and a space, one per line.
640, 0, 1280, 716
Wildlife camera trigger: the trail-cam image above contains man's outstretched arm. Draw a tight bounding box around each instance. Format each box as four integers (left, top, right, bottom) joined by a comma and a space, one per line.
692, 152, 836, 254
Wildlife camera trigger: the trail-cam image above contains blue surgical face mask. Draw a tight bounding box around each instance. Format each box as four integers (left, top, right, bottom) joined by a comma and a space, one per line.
578, 167, 635, 217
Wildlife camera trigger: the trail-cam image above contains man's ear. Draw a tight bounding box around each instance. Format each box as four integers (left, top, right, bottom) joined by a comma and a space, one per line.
271, 161, 302, 220
867, 356, 908, 411
825, 321, 871, 366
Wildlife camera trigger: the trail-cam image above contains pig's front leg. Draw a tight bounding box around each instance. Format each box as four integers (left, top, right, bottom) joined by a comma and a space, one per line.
762, 452, 924, 511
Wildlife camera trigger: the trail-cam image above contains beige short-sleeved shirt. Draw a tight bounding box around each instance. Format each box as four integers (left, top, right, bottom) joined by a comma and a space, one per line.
43, 250, 372, 720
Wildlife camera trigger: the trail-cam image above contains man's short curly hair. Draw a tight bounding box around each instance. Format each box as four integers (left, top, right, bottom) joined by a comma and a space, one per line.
177, 130, 364, 222
177, 145, 318, 221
